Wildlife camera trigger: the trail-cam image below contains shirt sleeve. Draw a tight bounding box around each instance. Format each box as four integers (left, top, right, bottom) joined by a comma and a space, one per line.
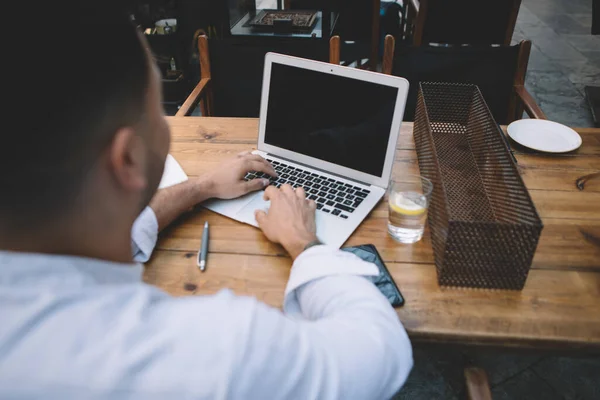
282, 244, 379, 315
261, 245, 413, 399
131, 207, 159, 263
229, 268, 414, 400
181, 246, 411, 399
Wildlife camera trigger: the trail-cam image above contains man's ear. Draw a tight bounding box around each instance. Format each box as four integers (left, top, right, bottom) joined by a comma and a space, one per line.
107, 127, 147, 192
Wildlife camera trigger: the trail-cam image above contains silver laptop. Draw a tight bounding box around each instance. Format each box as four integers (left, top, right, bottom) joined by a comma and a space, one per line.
203, 53, 409, 248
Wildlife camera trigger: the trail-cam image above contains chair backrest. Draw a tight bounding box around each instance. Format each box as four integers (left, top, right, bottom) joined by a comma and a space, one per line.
206, 37, 332, 117
414, 0, 521, 46
383, 40, 529, 124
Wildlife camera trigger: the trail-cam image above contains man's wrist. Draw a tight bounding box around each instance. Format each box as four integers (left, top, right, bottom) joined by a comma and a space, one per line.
189, 176, 217, 204
283, 234, 319, 260
302, 239, 323, 252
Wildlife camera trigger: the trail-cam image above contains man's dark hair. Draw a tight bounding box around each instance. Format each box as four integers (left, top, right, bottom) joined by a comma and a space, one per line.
1, 1, 149, 227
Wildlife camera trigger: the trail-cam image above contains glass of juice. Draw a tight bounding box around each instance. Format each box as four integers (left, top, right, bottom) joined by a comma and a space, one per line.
387, 175, 433, 244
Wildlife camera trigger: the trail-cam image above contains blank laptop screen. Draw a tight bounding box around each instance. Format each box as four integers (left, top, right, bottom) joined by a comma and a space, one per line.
264, 62, 399, 177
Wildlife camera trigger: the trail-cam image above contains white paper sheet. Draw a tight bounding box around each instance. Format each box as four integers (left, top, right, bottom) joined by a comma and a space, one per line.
158, 154, 188, 189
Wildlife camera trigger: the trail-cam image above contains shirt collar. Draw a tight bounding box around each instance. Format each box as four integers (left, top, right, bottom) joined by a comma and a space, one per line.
0, 250, 143, 287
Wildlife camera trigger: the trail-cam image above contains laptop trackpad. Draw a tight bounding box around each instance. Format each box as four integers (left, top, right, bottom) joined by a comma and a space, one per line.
236, 194, 270, 226
203, 191, 258, 218
237, 195, 339, 241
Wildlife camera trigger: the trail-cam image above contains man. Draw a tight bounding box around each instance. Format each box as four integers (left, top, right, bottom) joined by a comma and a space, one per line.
0, 2, 412, 398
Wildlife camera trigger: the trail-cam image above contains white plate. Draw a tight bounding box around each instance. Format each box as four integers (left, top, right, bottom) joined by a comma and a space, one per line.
507, 119, 582, 153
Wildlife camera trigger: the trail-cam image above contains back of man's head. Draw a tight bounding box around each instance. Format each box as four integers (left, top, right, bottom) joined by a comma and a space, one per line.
1, 1, 149, 229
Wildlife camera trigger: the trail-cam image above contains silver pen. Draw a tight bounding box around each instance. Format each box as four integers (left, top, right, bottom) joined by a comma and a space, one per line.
197, 221, 209, 272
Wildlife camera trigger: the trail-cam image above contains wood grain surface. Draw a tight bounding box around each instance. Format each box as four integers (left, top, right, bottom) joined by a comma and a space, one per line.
145, 117, 600, 350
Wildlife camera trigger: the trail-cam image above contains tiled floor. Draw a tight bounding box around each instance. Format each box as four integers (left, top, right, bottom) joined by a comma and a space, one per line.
515, 0, 598, 127
394, 344, 600, 399
394, 2, 599, 398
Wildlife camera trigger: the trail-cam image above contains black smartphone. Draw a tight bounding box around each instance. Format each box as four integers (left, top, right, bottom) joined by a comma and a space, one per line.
341, 244, 405, 307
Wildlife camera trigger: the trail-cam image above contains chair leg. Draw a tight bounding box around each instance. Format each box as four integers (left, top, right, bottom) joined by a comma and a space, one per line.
206, 88, 214, 116
199, 98, 208, 117
465, 367, 493, 400
515, 99, 525, 122
198, 85, 214, 117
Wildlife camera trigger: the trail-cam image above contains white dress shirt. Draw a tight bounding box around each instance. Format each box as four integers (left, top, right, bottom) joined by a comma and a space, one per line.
0, 207, 413, 399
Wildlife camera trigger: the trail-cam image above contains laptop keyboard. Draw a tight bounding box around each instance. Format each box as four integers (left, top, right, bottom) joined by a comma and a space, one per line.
243, 157, 371, 220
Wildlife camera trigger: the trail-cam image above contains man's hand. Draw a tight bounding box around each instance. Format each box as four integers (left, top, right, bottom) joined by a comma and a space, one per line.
149, 152, 276, 232
255, 185, 318, 260
203, 151, 277, 199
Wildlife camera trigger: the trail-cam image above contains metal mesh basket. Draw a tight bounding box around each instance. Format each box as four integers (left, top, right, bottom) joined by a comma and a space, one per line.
414, 82, 543, 290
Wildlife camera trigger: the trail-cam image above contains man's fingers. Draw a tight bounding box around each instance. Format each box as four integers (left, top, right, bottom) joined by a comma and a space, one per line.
237, 151, 251, 157
254, 209, 268, 228
263, 185, 278, 201
295, 187, 306, 199
246, 159, 277, 178
280, 184, 295, 196
250, 156, 277, 177
308, 199, 317, 211
244, 178, 269, 194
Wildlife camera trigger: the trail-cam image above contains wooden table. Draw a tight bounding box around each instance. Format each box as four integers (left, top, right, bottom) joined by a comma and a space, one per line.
145, 117, 600, 351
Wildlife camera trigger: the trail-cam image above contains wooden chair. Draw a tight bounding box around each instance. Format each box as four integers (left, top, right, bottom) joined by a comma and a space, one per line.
406, 0, 521, 46
382, 35, 546, 124
177, 35, 341, 117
